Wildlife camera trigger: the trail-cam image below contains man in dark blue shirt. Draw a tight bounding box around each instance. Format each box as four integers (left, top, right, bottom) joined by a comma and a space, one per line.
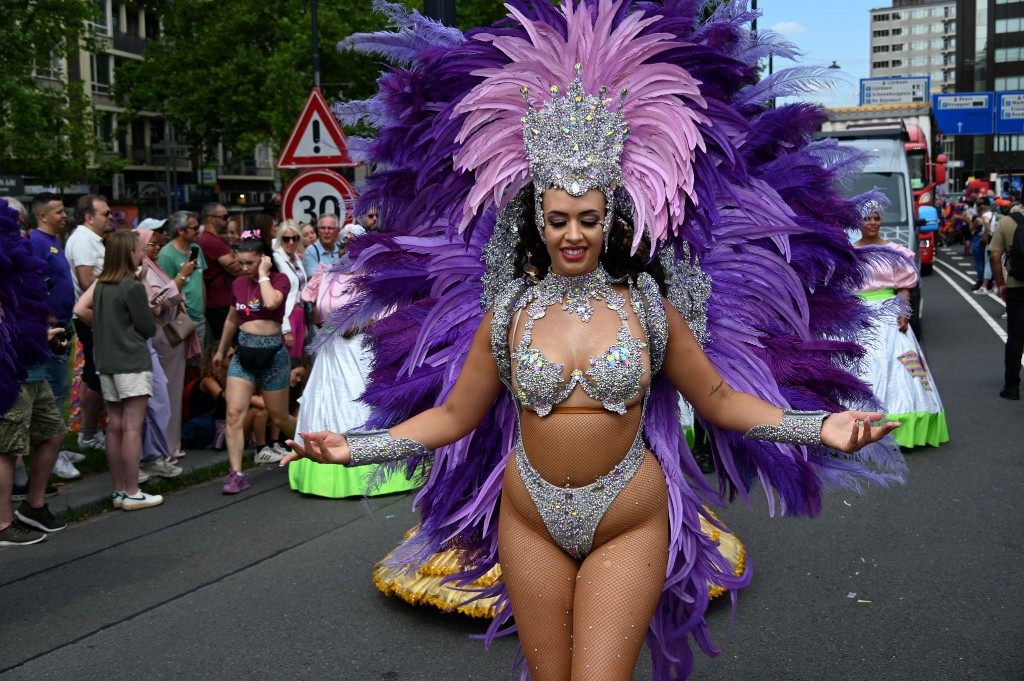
27, 193, 83, 479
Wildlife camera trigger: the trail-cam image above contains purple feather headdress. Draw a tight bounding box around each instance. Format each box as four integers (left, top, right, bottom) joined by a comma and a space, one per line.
453, 0, 708, 253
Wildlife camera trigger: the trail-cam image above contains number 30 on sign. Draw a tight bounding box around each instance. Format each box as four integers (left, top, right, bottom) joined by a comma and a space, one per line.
282, 169, 357, 224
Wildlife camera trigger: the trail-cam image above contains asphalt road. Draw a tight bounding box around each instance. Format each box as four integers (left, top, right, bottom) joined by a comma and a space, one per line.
2, 244, 1021, 681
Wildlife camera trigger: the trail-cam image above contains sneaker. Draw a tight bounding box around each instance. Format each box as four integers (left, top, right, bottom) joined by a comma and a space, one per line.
63, 449, 86, 463
1000, 385, 1020, 401
271, 441, 291, 457
11, 482, 59, 501
121, 490, 164, 511
0, 520, 46, 546
78, 432, 105, 451
253, 445, 284, 465
14, 502, 67, 533
141, 458, 183, 479
972, 287, 988, 295
111, 492, 125, 509
222, 470, 250, 495
52, 452, 81, 480
137, 468, 153, 484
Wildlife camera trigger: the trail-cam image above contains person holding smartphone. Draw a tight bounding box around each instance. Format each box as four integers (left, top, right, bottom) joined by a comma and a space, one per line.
157, 211, 207, 352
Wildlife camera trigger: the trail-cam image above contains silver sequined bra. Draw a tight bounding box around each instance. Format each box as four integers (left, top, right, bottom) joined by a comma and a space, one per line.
510, 274, 649, 417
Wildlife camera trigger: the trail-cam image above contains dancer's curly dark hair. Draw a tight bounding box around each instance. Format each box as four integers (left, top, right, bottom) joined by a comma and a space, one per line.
513, 185, 667, 295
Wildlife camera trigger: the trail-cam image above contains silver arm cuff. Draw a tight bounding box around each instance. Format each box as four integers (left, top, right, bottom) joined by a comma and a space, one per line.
346, 430, 432, 466
744, 410, 830, 446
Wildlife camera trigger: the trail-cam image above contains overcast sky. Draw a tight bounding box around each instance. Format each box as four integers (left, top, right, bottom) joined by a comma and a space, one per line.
758, 0, 879, 107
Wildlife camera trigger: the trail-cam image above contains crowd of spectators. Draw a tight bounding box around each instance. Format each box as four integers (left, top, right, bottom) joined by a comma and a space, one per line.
0, 194, 375, 545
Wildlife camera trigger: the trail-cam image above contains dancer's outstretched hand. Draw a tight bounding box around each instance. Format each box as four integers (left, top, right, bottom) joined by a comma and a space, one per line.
821, 411, 900, 453
281, 431, 351, 466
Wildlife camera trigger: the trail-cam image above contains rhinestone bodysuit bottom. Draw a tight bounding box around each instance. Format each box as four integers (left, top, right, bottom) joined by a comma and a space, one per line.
514, 428, 646, 560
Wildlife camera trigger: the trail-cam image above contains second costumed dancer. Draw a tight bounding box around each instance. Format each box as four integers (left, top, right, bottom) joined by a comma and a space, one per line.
285, 1, 909, 679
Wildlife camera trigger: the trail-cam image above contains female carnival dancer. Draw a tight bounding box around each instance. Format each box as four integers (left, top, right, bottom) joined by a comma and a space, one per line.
854, 200, 948, 448
285, 2, 908, 678
288, 244, 420, 498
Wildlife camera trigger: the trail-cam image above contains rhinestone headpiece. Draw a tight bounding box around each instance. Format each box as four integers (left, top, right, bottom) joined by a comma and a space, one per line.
521, 64, 628, 244
860, 199, 884, 218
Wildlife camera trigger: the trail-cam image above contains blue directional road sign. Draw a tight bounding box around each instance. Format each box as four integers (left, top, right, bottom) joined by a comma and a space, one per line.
860, 77, 930, 106
996, 91, 1024, 134
932, 93, 995, 135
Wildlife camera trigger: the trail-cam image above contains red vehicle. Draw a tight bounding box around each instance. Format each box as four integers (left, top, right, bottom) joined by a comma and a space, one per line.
964, 179, 991, 199
905, 124, 946, 275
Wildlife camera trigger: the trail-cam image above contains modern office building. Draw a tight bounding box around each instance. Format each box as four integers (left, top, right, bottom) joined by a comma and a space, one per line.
954, 0, 1024, 183
869, 0, 958, 95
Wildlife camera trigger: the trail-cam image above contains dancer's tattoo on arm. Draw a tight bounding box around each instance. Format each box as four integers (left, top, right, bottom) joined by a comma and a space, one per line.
709, 380, 724, 398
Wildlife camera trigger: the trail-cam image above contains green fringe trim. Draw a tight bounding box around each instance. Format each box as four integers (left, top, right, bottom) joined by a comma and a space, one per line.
888, 410, 949, 448
288, 459, 420, 498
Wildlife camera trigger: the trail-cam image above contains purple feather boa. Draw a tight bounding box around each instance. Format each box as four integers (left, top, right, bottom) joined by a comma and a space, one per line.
328, 2, 906, 678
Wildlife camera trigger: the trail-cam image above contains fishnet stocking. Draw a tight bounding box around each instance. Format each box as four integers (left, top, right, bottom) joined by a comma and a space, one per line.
499, 406, 669, 680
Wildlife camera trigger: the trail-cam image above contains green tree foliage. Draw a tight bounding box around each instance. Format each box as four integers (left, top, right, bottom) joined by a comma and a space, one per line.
116, 0, 393, 163
0, 0, 117, 186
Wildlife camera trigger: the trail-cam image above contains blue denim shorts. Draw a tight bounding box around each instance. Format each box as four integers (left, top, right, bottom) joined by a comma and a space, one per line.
227, 332, 290, 391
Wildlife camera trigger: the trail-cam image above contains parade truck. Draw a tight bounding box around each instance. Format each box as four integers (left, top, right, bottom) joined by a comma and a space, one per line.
816, 124, 925, 337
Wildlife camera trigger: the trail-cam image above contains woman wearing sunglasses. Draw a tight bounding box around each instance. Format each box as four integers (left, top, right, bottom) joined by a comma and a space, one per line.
272, 221, 307, 359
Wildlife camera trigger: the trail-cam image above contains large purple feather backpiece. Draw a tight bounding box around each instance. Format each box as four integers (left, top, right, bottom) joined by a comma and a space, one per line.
0, 200, 50, 414
328, 1, 906, 678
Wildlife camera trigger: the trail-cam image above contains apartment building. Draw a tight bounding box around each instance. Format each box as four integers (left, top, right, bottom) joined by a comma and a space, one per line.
870, 0, 958, 95
19, 1, 276, 217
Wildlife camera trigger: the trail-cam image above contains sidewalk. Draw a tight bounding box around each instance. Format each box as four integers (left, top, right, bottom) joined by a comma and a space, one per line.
42, 448, 229, 517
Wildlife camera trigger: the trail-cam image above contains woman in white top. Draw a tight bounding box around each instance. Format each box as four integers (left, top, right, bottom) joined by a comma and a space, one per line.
272, 220, 308, 359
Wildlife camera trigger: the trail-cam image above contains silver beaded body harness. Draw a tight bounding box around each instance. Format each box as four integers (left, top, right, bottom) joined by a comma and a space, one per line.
491, 268, 668, 559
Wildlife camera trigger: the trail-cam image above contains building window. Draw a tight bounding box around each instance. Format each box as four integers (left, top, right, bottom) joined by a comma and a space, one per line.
911, 57, 928, 66
872, 61, 891, 69
996, 47, 1023, 63
891, 59, 903, 67
996, 76, 1023, 90
144, 11, 161, 39
892, 12, 901, 20
96, 111, 117, 152
995, 135, 1024, 152
911, 9, 927, 18
912, 40, 928, 50
874, 13, 890, 21
873, 29, 890, 37
873, 45, 890, 53
91, 53, 113, 94
995, 0, 1024, 5
931, 7, 945, 17
995, 18, 1022, 33
93, 0, 110, 36
34, 53, 64, 80
892, 43, 905, 51
892, 28, 903, 36
911, 25, 928, 35
945, 54, 957, 66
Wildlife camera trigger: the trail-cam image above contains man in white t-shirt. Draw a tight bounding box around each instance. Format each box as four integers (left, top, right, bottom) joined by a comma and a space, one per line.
64, 194, 111, 451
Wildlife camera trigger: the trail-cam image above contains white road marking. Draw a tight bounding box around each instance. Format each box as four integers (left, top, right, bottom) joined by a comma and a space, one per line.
932, 264, 1008, 342
933, 258, 1005, 307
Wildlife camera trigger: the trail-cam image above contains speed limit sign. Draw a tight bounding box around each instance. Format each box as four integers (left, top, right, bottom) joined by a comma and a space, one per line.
282, 169, 357, 224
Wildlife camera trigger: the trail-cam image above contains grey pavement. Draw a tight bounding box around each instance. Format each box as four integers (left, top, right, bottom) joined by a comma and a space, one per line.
2, 246, 1022, 680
